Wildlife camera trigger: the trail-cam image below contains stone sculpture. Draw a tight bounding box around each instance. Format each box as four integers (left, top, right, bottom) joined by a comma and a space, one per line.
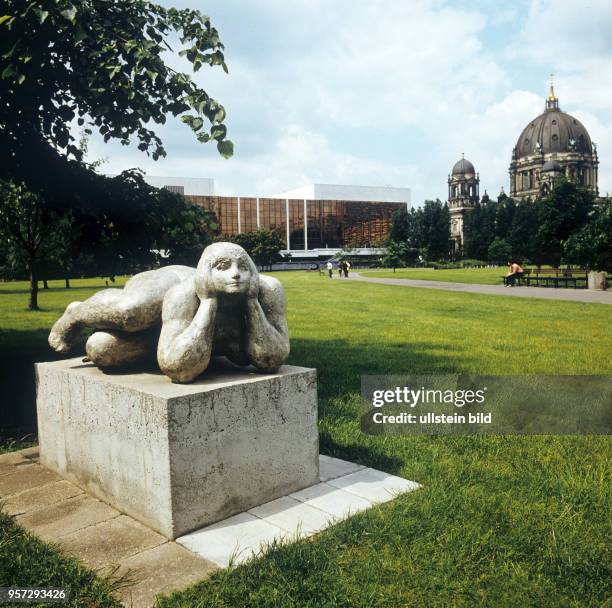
48, 242, 290, 382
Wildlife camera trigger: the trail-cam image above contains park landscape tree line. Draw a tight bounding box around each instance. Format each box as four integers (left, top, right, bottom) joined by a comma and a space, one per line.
0, 0, 236, 309
386, 179, 612, 272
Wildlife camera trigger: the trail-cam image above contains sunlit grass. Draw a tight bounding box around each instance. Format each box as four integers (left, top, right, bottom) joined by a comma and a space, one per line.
1, 272, 611, 606
361, 266, 509, 284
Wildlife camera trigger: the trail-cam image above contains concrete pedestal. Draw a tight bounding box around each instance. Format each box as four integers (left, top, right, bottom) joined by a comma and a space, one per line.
588, 271, 607, 291
35, 358, 319, 539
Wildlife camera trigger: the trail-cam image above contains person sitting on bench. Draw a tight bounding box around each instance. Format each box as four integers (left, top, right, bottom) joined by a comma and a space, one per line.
504, 259, 524, 286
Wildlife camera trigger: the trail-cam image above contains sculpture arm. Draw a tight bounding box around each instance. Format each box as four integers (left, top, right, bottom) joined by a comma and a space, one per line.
244, 277, 290, 371
157, 278, 218, 383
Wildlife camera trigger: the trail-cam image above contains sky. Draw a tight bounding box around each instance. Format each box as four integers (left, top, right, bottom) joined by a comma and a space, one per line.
90, 0, 612, 206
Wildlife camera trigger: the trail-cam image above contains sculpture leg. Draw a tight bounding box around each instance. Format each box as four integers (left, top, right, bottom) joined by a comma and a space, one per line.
49, 288, 163, 354
85, 328, 159, 368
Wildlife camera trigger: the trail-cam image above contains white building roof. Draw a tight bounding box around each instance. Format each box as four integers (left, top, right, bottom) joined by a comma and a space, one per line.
273, 183, 410, 205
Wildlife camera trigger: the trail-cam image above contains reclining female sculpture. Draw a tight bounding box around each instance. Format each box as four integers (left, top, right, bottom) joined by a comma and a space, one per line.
48, 242, 290, 383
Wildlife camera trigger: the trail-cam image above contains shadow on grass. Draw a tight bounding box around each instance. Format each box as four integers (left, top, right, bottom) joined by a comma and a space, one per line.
1, 331, 470, 440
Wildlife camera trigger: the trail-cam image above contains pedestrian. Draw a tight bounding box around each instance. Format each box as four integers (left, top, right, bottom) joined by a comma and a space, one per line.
338, 261, 344, 277
326, 260, 333, 278
344, 260, 351, 278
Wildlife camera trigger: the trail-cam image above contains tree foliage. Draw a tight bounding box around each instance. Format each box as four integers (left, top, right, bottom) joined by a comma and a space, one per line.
536, 178, 594, 266
487, 237, 512, 265
0, 181, 62, 309
419, 199, 451, 260
0, 0, 232, 211
227, 229, 286, 271
563, 202, 612, 273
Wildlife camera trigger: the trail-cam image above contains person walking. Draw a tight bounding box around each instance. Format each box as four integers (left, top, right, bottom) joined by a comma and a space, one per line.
326, 260, 333, 278
344, 260, 351, 278
338, 261, 344, 277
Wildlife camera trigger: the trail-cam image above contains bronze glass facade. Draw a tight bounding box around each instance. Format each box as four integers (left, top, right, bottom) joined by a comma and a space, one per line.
185, 195, 404, 251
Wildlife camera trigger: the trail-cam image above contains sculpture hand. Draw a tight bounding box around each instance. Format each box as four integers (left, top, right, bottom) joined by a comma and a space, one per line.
247, 273, 260, 299
195, 268, 214, 301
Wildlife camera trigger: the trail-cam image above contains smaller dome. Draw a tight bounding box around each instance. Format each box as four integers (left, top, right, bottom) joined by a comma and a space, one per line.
452, 158, 475, 176
542, 160, 563, 172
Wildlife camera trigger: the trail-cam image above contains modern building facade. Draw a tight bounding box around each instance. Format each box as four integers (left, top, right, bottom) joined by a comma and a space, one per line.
448, 156, 479, 249
138, 178, 410, 258
509, 81, 599, 200
186, 195, 406, 257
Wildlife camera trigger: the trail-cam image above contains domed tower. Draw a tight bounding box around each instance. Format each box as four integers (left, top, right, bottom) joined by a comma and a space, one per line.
509, 77, 599, 200
448, 154, 480, 249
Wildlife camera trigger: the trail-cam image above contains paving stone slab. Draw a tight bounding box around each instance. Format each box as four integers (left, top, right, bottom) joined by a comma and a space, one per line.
319, 455, 365, 482
327, 467, 421, 503
0, 464, 61, 497
20, 447, 40, 461
16, 494, 120, 542
290, 482, 374, 518
178, 512, 288, 567
2, 480, 84, 516
58, 515, 167, 570
0, 451, 30, 476
117, 542, 218, 608
249, 495, 332, 536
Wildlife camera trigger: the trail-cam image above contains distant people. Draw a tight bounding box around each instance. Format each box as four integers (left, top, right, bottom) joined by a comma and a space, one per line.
338, 261, 344, 277
326, 261, 333, 278
504, 259, 524, 286
344, 260, 351, 278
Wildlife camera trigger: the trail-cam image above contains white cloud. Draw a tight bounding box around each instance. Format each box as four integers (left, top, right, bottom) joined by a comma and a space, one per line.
90, 0, 611, 203
98, 124, 418, 197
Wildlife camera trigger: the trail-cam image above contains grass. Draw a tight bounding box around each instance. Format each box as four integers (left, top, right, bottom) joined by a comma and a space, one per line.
1, 273, 611, 607
0, 510, 123, 607
360, 266, 510, 285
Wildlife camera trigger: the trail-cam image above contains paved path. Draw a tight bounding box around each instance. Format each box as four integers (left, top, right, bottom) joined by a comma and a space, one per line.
0, 448, 217, 608
348, 273, 612, 304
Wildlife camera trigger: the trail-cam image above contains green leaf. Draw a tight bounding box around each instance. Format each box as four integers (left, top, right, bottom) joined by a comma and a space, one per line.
210, 124, 226, 140
217, 139, 233, 159
213, 107, 226, 123
191, 118, 203, 131
0, 15, 13, 26
17, 73, 25, 84
33, 8, 49, 23
60, 6, 77, 23
1, 65, 15, 79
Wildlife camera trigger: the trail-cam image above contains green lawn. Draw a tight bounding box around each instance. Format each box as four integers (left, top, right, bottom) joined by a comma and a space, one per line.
361, 266, 508, 284
1, 273, 611, 607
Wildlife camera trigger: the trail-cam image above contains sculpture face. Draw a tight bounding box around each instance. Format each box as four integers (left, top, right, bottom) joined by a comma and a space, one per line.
208, 254, 252, 295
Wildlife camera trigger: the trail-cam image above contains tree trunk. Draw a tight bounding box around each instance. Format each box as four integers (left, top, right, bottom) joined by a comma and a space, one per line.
65, 277, 70, 289
43, 279, 49, 289
28, 261, 39, 311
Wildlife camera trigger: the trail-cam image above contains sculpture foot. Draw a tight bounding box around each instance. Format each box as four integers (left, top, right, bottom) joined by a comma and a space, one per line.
48, 301, 82, 353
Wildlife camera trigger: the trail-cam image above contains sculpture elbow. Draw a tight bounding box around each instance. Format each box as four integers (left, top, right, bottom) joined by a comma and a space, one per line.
250, 339, 289, 372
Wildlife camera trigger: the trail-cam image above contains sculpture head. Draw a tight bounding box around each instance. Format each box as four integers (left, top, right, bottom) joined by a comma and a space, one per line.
196, 242, 259, 297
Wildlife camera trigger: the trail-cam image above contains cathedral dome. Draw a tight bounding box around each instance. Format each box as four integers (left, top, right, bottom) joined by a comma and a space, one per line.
513, 106, 592, 161
452, 158, 475, 176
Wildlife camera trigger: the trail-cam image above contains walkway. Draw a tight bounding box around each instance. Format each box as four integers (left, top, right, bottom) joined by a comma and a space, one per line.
348, 273, 612, 304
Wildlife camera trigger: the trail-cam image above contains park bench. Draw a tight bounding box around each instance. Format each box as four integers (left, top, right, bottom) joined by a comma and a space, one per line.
500, 268, 531, 286
501, 267, 588, 288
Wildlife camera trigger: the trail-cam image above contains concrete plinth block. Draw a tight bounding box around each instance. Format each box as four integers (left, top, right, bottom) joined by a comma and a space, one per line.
36, 358, 319, 539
